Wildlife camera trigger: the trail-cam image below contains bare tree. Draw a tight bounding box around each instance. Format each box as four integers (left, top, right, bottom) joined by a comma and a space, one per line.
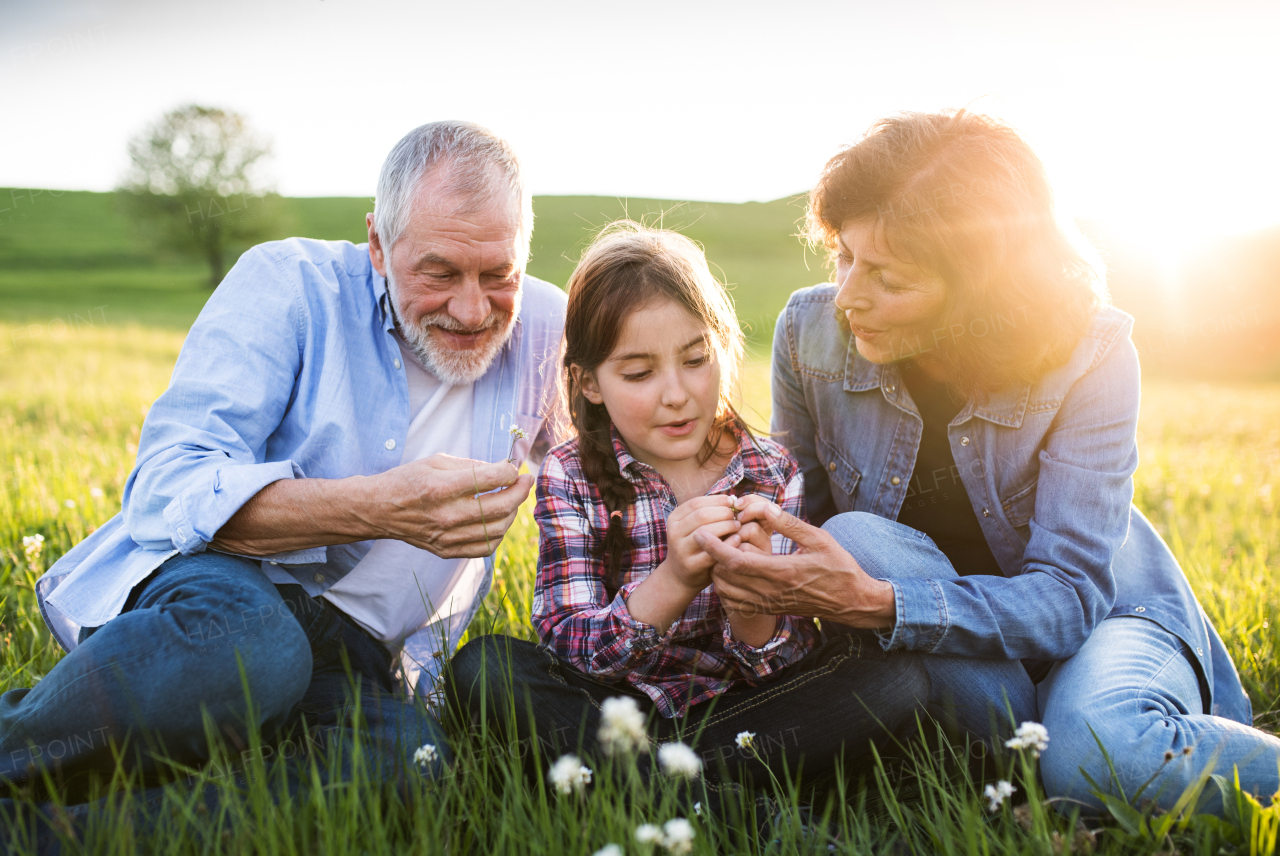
119, 105, 283, 286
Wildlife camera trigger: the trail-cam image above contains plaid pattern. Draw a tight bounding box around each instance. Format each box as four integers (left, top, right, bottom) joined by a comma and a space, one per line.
532, 424, 816, 718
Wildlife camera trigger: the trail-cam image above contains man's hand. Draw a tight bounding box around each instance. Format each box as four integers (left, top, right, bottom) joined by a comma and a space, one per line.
211, 453, 532, 559
695, 502, 896, 629
373, 454, 533, 558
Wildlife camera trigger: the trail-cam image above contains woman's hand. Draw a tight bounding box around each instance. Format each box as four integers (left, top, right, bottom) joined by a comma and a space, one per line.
696, 502, 897, 629
625, 495, 741, 634
730, 494, 775, 554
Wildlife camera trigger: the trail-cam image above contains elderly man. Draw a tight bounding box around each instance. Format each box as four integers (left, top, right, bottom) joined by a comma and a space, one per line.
9, 121, 564, 790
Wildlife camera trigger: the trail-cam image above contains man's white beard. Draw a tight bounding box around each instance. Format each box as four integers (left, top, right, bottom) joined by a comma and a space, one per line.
387, 271, 519, 386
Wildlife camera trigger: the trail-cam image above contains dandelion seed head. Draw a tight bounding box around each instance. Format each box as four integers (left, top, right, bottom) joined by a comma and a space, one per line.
662, 818, 695, 854
548, 754, 592, 795
635, 823, 663, 844
657, 742, 703, 779
599, 695, 647, 755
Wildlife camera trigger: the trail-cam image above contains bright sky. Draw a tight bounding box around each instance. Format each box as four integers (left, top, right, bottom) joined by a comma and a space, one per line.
2, 0, 1278, 262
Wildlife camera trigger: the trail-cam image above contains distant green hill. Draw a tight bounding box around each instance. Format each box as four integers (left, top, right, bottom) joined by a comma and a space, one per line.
0, 189, 824, 341
2, 188, 1277, 377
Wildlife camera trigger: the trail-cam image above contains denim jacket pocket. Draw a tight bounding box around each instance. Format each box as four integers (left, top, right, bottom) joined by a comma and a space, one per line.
817, 435, 862, 498
1001, 479, 1038, 530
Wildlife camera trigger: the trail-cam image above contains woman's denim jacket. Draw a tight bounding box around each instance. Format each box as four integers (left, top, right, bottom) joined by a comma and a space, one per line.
772, 285, 1251, 724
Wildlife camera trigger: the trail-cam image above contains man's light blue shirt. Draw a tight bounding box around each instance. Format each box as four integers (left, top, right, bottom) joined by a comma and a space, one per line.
36, 237, 566, 696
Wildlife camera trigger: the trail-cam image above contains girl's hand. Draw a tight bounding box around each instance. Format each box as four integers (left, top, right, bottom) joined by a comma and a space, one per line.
662, 494, 742, 591
626, 495, 739, 634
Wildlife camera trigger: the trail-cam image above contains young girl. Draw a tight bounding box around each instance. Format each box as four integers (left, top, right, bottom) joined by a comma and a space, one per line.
448, 223, 926, 787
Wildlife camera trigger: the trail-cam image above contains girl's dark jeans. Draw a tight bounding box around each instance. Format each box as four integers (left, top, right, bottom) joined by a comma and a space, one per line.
444, 629, 929, 795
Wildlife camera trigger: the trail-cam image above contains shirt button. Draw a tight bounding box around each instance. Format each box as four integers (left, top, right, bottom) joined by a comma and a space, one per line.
313, 572, 325, 583
982, 508, 990, 517
960, 437, 970, 446
385, 438, 396, 450
886, 384, 896, 393
829, 462, 837, 472
891, 476, 901, 486
1135, 606, 1146, 613
394, 358, 402, 370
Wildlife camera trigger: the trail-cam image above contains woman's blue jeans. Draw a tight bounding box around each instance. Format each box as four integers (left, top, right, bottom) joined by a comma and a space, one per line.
0, 551, 447, 793
824, 511, 1280, 812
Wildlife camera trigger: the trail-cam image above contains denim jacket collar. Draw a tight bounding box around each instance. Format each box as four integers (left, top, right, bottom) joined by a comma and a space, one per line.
843, 339, 1031, 429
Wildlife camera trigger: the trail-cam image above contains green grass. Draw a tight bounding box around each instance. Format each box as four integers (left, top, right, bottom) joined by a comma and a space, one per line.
4, 319, 1280, 853
4, 187, 1280, 852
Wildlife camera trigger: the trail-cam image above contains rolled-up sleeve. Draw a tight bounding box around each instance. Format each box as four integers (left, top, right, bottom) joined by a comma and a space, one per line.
122, 246, 308, 554
531, 453, 675, 679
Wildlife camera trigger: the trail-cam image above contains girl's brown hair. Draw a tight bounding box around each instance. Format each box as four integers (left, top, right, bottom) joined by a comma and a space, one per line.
806, 109, 1106, 399
563, 221, 747, 591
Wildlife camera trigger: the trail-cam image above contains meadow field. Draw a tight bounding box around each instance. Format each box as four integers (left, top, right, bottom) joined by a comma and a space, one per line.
2, 191, 1280, 854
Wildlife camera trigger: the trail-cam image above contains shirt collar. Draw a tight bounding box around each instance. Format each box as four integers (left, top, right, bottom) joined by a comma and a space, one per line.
610, 421, 787, 492
842, 338, 1030, 428
373, 267, 397, 334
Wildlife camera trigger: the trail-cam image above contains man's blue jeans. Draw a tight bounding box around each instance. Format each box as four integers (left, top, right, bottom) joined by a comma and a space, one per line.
0, 551, 447, 793
824, 511, 1280, 812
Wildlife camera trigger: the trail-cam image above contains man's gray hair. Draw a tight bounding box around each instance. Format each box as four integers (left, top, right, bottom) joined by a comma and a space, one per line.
373, 120, 532, 262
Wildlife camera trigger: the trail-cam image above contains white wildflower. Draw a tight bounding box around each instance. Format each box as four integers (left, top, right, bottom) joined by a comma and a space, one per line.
22, 534, 44, 568
735, 731, 756, 751
657, 742, 703, 779
599, 695, 647, 755
693, 801, 702, 817
548, 753, 592, 795
662, 818, 695, 854
984, 779, 1016, 812
63, 499, 76, 509
635, 823, 664, 844
90, 487, 105, 498
592, 846, 624, 856
412, 743, 438, 768
506, 423, 529, 463
1005, 721, 1050, 757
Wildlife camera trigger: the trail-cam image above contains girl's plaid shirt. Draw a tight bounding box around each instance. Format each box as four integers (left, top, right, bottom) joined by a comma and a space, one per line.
531, 425, 818, 719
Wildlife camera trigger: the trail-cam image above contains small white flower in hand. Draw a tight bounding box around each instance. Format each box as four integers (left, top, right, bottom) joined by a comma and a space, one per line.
662, 818, 696, 854
599, 696, 647, 755
506, 423, 528, 463
548, 753, 592, 794
635, 823, 664, 844
413, 743, 438, 768
984, 779, 1016, 811
657, 742, 703, 779
1005, 721, 1050, 757
735, 730, 756, 751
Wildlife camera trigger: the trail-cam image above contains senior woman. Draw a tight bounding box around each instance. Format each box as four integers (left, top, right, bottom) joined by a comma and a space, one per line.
699, 109, 1280, 810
